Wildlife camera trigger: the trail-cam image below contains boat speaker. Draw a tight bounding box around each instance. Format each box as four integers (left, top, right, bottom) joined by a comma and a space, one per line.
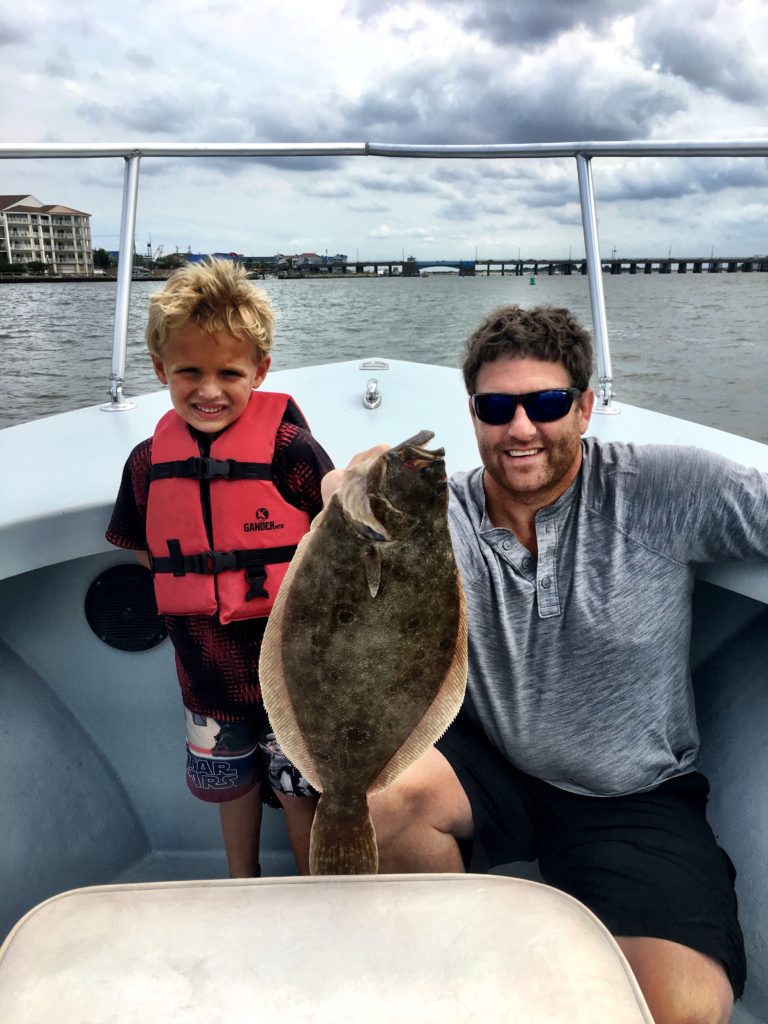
85, 564, 167, 651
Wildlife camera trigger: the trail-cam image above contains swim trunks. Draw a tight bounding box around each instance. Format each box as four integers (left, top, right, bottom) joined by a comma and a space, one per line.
437, 714, 747, 997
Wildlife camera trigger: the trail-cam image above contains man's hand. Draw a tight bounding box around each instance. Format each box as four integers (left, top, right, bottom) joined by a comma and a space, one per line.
321, 444, 391, 506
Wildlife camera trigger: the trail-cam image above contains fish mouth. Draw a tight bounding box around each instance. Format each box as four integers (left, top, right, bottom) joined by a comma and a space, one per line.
389, 430, 445, 473
395, 429, 435, 450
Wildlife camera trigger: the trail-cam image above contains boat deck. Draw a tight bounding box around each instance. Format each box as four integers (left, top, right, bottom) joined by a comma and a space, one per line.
2, 358, 767, 597
1, 359, 766, 1023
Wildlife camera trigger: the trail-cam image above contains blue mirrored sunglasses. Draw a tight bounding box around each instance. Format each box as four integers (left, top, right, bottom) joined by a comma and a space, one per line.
471, 388, 583, 425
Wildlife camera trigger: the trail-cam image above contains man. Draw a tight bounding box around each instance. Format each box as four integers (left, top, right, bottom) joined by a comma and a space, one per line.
361, 305, 768, 1024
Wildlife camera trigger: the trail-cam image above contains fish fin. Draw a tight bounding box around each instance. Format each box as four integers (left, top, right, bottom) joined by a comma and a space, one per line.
308, 504, 330, 531
309, 796, 378, 875
259, 531, 323, 791
369, 577, 468, 793
363, 545, 381, 598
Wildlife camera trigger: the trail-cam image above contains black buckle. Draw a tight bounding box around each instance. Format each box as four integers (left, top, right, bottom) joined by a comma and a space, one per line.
182, 552, 212, 574
199, 457, 231, 479
245, 565, 269, 601
208, 550, 239, 573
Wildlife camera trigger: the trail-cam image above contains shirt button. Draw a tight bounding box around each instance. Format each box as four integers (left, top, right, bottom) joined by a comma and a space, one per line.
501, 540, 511, 550
521, 557, 531, 569
540, 576, 552, 589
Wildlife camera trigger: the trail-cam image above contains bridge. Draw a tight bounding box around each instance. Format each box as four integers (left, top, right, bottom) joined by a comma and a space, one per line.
346, 256, 768, 277
350, 258, 476, 276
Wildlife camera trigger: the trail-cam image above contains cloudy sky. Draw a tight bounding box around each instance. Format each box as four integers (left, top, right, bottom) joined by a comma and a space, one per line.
3, 0, 767, 261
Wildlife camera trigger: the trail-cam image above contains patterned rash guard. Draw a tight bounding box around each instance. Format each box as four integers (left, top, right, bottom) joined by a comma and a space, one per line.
106, 408, 333, 720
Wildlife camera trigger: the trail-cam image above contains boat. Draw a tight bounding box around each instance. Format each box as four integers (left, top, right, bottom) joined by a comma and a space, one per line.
0, 140, 766, 1023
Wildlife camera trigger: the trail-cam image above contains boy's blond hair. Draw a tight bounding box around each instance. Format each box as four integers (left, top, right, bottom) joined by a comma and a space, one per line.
146, 258, 274, 362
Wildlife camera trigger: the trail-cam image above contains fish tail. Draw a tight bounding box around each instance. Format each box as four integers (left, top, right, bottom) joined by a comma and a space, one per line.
309, 795, 378, 875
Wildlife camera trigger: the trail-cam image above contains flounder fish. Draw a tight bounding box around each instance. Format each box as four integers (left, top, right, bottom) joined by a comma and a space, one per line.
259, 431, 467, 874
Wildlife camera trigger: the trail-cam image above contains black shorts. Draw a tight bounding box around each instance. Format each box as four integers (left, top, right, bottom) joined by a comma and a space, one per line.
437, 716, 746, 998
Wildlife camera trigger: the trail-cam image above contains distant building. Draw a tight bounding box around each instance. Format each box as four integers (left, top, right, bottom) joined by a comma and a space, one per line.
294, 252, 322, 268
290, 252, 348, 272
0, 194, 94, 274
326, 253, 348, 272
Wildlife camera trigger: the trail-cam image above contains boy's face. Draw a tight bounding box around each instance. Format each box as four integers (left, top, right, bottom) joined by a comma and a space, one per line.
151, 323, 270, 433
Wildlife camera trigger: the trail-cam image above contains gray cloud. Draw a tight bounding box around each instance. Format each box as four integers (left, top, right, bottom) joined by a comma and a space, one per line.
348, 0, 637, 46
338, 48, 686, 146
165, 152, 345, 178
520, 184, 579, 209
343, 0, 396, 22
125, 48, 157, 69
78, 168, 131, 189
596, 158, 768, 203
437, 195, 519, 221
635, 13, 768, 103
549, 205, 585, 226
357, 171, 437, 195
469, 65, 684, 143
78, 96, 196, 134
347, 199, 390, 212
428, 153, 768, 220
348, 92, 421, 129
459, 0, 639, 47
6, 0, 766, 260
438, 199, 480, 221
0, 17, 28, 46
305, 181, 355, 198
42, 49, 76, 79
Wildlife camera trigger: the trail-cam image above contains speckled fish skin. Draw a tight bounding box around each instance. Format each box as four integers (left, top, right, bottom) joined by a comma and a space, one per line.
259, 431, 467, 874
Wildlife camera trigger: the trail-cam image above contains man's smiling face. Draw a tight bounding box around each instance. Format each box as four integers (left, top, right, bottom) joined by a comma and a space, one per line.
470, 355, 594, 512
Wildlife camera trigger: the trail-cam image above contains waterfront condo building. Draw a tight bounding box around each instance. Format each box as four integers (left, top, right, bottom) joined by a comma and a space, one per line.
0, 194, 94, 275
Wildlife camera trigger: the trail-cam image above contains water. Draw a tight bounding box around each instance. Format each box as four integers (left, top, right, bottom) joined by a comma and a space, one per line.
0, 274, 766, 442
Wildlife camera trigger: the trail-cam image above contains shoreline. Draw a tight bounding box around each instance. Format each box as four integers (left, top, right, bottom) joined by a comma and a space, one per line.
0, 273, 392, 284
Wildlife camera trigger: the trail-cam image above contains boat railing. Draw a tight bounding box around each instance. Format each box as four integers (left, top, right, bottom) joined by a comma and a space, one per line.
2, 139, 767, 413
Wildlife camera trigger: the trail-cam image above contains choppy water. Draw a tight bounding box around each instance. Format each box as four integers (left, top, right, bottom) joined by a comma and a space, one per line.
0, 273, 766, 442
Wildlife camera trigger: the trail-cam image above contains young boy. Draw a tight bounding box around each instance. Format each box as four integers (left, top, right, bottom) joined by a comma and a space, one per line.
106, 258, 329, 876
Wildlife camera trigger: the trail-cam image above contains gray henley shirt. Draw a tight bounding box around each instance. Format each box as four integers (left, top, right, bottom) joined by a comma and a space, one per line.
448, 437, 768, 797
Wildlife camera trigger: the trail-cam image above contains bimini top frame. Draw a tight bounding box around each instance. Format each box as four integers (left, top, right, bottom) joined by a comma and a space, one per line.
2, 138, 768, 412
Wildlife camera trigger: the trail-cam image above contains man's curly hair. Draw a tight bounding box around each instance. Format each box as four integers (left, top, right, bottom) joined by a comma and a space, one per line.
462, 305, 594, 394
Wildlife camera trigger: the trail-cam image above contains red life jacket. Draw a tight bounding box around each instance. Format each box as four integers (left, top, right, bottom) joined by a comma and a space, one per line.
147, 391, 310, 624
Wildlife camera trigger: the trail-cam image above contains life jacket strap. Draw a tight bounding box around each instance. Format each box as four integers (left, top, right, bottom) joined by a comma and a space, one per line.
150, 457, 273, 482
150, 544, 298, 578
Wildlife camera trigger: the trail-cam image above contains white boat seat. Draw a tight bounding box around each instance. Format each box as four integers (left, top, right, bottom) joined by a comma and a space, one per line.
0, 873, 652, 1023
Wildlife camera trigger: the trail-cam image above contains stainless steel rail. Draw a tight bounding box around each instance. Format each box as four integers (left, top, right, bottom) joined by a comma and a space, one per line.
577, 155, 615, 413
3, 138, 767, 411
101, 154, 140, 411
2, 140, 768, 158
